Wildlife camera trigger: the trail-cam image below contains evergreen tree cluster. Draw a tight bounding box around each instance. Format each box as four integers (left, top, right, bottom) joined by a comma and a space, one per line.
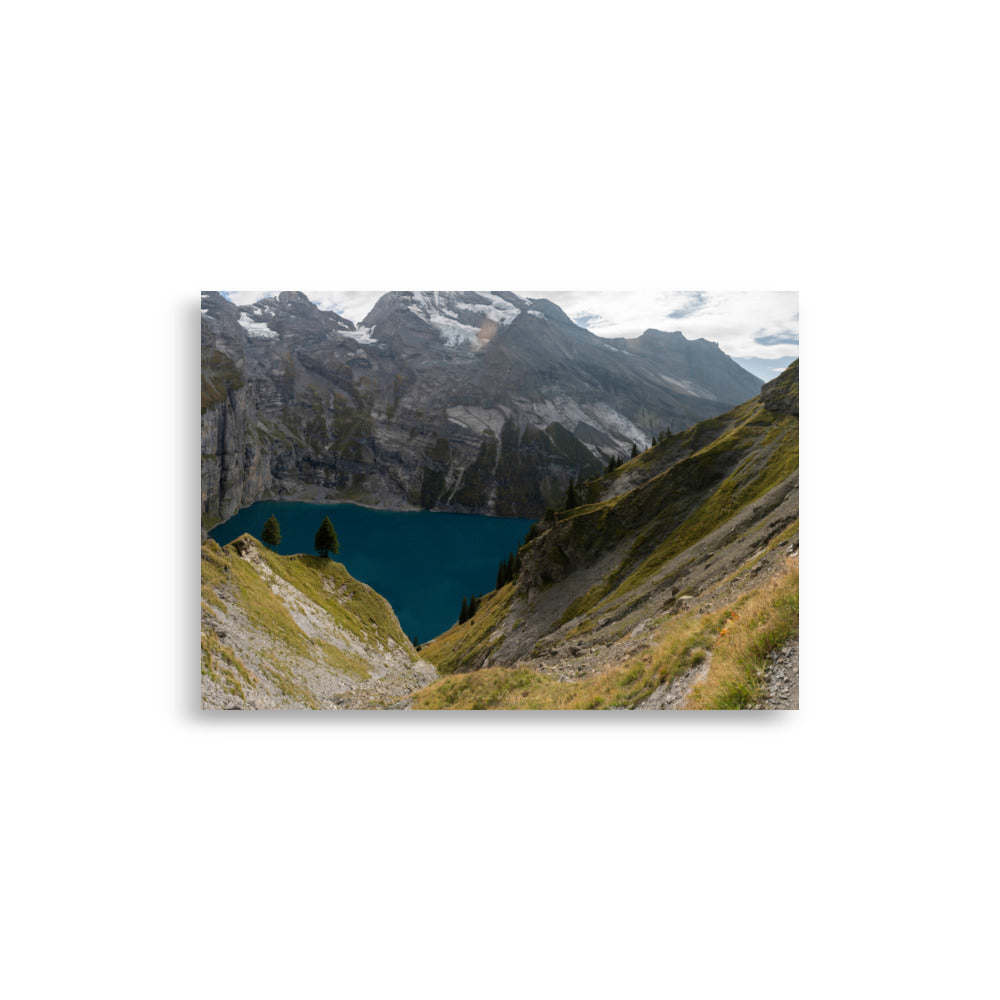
495, 550, 521, 590
458, 592, 482, 625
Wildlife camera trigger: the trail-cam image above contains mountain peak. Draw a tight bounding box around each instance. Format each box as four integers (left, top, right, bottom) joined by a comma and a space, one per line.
363, 291, 534, 349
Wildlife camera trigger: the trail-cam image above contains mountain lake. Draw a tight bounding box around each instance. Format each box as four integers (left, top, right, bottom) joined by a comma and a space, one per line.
208, 502, 535, 645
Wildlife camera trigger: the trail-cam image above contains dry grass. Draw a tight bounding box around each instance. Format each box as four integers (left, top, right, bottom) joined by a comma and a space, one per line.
200, 630, 257, 700
413, 562, 797, 711
685, 562, 798, 709
413, 612, 723, 710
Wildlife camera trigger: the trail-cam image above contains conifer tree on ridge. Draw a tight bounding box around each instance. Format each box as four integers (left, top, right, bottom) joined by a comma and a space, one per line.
314, 516, 339, 558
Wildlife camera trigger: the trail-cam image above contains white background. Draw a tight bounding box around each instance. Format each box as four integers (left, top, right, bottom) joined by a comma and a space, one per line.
2, 2, 997, 998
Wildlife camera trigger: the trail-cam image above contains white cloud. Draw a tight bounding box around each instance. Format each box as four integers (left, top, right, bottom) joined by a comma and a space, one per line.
303, 291, 386, 323
221, 290, 280, 307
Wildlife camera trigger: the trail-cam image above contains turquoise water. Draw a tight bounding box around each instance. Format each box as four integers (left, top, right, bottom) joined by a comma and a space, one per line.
208, 502, 534, 645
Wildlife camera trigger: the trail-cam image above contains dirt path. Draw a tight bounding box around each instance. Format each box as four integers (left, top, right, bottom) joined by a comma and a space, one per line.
635, 636, 799, 711
634, 653, 713, 710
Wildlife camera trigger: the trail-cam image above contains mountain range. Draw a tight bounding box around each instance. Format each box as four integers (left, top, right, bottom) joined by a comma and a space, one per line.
201, 291, 763, 524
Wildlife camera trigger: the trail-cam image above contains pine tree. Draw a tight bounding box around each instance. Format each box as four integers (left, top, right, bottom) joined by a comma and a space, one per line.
631, 442, 638, 459
314, 516, 339, 558
459, 595, 469, 624
261, 514, 281, 551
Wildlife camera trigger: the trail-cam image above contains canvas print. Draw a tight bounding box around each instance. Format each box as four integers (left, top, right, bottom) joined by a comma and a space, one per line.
201, 291, 799, 710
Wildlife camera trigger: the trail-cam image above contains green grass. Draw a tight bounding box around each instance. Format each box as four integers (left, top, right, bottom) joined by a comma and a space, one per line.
553, 397, 798, 627
230, 549, 370, 681
420, 585, 515, 674
200, 540, 229, 610
256, 545, 413, 657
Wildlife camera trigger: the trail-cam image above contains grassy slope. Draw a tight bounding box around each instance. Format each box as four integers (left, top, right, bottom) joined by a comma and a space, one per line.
416, 362, 799, 709
420, 585, 515, 675
414, 563, 797, 710
556, 379, 798, 627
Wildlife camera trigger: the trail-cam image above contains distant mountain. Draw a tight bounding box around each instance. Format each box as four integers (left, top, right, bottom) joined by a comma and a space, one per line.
201, 291, 763, 523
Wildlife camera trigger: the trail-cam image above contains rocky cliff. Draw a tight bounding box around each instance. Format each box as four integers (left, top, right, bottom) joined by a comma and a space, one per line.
201, 290, 763, 525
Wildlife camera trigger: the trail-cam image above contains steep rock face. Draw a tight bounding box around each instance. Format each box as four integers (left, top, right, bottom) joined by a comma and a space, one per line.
200, 290, 763, 523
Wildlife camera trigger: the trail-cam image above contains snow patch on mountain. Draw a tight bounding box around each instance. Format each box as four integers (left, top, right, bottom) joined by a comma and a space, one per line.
431, 315, 482, 347
237, 307, 279, 339
475, 292, 530, 326
341, 325, 377, 344
409, 291, 532, 347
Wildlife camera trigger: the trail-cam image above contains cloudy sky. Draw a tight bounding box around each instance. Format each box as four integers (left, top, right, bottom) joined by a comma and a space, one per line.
222, 290, 798, 380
